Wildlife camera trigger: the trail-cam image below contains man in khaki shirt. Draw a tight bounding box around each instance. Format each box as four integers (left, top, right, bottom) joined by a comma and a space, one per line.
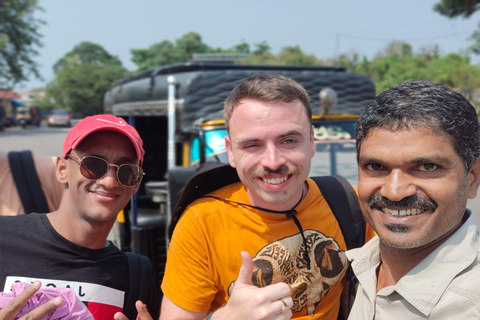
347, 80, 480, 319
0, 151, 64, 215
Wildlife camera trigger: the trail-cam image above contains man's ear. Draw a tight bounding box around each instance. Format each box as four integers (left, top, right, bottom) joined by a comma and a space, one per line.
225, 135, 236, 168
467, 157, 480, 199
56, 156, 69, 185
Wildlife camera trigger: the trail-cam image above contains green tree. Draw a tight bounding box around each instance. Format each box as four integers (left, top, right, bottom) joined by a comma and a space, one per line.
53, 41, 123, 73
425, 53, 480, 89
0, 0, 44, 87
252, 41, 271, 55
175, 32, 209, 60
355, 41, 480, 95
240, 42, 323, 66
328, 51, 361, 72
48, 42, 127, 115
130, 32, 223, 70
239, 52, 278, 65
277, 45, 321, 65
376, 41, 413, 58
231, 40, 250, 54
415, 45, 441, 61
434, 0, 480, 56
434, 0, 480, 18
131, 40, 183, 71
130, 32, 257, 71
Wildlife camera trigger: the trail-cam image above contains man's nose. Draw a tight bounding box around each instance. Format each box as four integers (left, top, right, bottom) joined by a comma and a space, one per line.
380, 170, 416, 202
260, 144, 286, 170
98, 165, 120, 187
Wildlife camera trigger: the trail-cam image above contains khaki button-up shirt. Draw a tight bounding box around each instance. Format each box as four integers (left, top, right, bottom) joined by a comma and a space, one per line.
346, 213, 480, 320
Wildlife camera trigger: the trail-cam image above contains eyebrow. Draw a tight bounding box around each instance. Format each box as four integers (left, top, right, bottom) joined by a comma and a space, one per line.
358, 156, 380, 164
410, 156, 454, 166
235, 130, 304, 145
359, 155, 455, 167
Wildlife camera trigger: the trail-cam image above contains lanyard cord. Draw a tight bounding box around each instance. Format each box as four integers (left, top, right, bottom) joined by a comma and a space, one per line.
203, 189, 312, 270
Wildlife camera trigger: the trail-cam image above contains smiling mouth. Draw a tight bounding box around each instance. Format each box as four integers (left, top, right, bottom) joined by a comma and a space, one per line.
262, 175, 290, 185
381, 208, 425, 217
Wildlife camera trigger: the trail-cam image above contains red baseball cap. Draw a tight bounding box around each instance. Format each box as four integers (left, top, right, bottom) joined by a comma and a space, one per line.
63, 114, 145, 165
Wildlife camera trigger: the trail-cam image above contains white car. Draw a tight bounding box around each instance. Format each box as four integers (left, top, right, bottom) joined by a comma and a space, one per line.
47, 109, 71, 127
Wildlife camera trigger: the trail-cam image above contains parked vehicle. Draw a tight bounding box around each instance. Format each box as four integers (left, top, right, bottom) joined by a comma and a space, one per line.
0, 98, 26, 127
47, 109, 71, 127
16, 106, 42, 128
16, 107, 29, 128
103, 62, 376, 297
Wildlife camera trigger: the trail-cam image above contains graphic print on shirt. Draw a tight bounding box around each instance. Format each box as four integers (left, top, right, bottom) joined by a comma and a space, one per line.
228, 230, 347, 316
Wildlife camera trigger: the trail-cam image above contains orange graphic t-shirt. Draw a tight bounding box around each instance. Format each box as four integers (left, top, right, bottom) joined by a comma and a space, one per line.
162, 178, 373, 320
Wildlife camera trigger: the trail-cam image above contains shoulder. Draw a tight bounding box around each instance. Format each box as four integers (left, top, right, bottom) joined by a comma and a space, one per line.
174, 182, 246, 236
305, 178, 321, 193
0, 214, 45, 243
447, 236, 480, 298
209, 181, 244, 198
0, 213, 42, 224
187, 181, 244, 210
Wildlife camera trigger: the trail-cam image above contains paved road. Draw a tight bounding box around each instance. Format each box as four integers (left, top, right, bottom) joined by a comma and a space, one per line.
0, 121, 74, 156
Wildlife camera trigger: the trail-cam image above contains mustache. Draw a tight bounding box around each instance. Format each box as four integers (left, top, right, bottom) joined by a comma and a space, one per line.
251, 165, 300, 178
368, 193, 438, 211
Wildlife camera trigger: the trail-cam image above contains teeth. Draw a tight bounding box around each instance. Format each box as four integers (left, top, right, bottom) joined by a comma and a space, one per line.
381, 208, 423, 216
263, 176, 288, 185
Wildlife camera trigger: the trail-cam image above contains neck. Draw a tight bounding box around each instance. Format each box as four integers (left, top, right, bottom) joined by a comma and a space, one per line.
46, 209, 113, 250
376, 225, 459, 291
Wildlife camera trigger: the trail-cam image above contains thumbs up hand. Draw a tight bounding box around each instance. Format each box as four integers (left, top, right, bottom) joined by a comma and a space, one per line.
211, 252, 293, 320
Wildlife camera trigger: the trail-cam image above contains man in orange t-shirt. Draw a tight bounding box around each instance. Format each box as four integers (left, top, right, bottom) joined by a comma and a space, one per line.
157, 75, 375, 320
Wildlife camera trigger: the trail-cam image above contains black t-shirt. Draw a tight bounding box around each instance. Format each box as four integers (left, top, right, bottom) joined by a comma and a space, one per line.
0, 213, 157, 320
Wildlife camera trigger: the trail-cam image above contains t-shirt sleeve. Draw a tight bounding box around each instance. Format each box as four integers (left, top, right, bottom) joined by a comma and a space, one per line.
161, 206, 218, 313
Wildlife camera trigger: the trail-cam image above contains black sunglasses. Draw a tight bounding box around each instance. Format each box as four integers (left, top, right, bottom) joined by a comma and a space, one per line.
67, 155, 145, 187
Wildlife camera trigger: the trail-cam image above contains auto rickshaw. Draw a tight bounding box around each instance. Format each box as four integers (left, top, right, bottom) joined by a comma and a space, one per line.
16, 106, 42, 128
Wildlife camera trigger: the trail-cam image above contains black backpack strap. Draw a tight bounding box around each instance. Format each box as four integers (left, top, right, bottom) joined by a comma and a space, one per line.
168, 162, 239, 239
311, 175, 365, 250
8, 151, 50, 214
124, 252, 155, 320
311, 175, 365, 320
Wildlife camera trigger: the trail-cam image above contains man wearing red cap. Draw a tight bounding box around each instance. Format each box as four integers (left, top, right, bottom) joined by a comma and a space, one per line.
0, 115, 158, 320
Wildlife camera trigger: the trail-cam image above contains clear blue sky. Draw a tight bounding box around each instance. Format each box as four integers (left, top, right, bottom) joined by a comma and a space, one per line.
17, 0, 480, 90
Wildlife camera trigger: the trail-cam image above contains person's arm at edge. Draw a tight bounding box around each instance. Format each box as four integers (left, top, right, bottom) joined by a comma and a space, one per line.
159, 296, 207, 320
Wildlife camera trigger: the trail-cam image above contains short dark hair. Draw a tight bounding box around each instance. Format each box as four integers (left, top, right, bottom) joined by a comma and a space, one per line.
223, 74, 312, 131
356, 80, 480, 172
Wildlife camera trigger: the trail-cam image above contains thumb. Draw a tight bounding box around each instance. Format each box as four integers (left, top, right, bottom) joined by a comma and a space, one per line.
235, 251, 254, 286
